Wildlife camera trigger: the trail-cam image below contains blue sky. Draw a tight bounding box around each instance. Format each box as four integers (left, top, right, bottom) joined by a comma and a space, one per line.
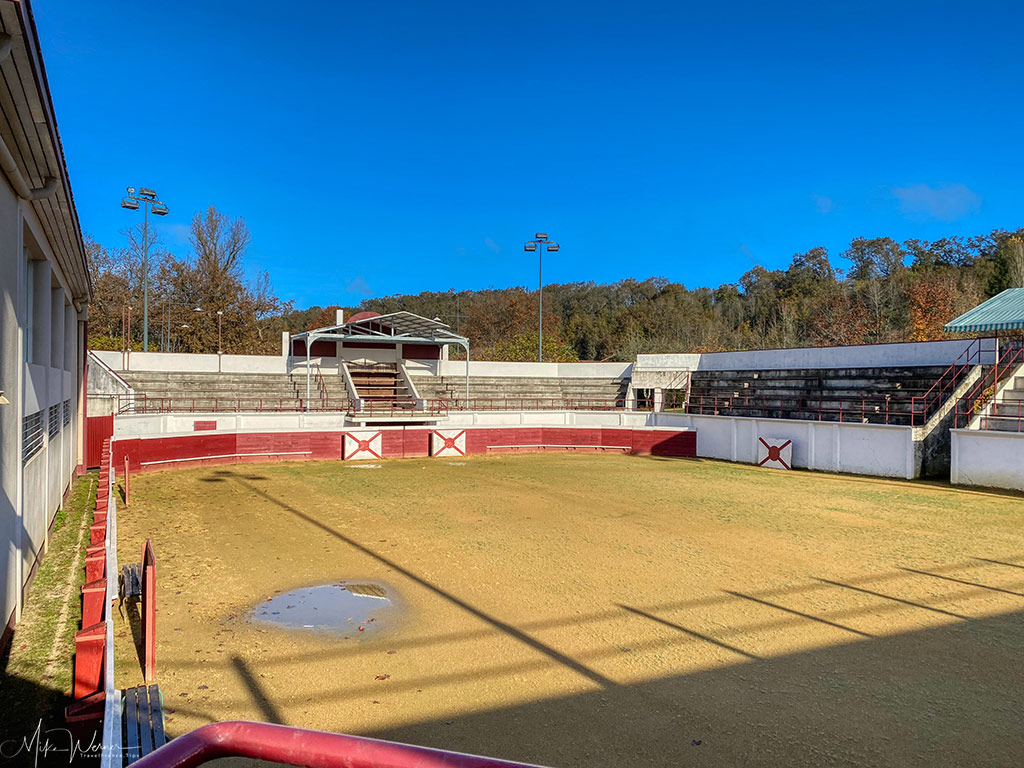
38, 1, 1024, 308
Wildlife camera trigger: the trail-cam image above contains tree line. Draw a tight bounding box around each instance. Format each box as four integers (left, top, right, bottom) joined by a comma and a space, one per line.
88, 206, 289, 354
88, 214, 1024, 362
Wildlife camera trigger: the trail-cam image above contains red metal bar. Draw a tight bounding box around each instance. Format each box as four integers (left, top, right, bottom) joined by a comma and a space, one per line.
142, 539, 156, 682
131, 721, 548, 768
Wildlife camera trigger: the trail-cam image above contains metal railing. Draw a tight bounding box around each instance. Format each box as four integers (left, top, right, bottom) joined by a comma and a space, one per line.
909, 337, 995, 425
115, 393, 633, 415
312, 363, 327, 407
131, 720, 547, 768
682, 392, 917, 424
676, 339, 1009, 427
954, 340, 1024, 429
426, 396, 629, 413
115, 394, 354, 414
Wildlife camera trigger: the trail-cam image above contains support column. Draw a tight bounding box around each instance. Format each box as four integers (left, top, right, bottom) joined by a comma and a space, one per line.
50, 287, 63, 368
76, 312, 87, 474
31, 260, 50, 366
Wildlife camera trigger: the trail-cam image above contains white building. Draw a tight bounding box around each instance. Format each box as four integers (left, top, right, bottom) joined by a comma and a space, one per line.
0, 1, 91, 643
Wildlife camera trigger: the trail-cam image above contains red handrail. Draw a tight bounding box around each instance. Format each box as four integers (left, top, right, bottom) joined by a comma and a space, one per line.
131, 721, 547, 768
953, 340, 1024, 428
116, 394, 634, 415
911, 338, 993, 425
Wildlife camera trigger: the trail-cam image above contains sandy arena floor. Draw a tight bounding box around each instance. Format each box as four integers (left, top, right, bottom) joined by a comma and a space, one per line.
114, 454, 1024, 768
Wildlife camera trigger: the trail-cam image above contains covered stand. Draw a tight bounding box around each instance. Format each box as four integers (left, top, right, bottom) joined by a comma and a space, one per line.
289, 311, 470, 409
944, 288, 1024, 382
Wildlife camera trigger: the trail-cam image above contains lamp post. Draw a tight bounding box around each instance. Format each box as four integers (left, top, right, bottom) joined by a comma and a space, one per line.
523, 232, 560, 362
160, 302, 202, 351
120, 187, 170, 352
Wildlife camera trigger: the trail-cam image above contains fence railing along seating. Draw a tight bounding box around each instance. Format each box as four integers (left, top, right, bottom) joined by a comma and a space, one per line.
682, 341, 996, 426
954, 338, 1024, 431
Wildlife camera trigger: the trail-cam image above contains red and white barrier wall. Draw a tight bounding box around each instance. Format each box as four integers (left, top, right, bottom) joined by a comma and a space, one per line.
111, 425, 696, 474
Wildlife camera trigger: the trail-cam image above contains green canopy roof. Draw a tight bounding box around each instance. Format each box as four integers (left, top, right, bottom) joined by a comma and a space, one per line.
944, 288, 1024, 333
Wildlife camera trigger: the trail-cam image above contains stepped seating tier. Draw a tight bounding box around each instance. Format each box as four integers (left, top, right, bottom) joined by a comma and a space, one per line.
117, 370, 350, 411
414, 375, 629, 405
685, 366, 952, 426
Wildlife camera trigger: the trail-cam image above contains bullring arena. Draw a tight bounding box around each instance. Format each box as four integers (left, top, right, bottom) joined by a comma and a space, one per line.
61, 310, 1024, 766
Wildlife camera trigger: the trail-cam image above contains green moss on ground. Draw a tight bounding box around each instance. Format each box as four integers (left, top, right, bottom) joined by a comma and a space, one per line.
0, 472, 97, 748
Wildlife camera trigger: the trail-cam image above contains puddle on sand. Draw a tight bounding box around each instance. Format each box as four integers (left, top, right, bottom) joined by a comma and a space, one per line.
247, 582, 398, 636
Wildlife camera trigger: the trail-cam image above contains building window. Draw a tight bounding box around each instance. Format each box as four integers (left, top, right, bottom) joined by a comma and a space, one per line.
63, 399, 71, 426
49, 404, 60, 438
22, 411, 43, 464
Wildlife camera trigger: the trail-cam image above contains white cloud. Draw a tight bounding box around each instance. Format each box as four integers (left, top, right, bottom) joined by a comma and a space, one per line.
892, 183, 981, 222
811, 194, 834, 215
346, 277, 372, 296
484, 237, 501, 253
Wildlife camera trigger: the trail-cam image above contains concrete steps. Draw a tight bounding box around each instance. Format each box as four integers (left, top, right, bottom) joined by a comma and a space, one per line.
686, 365, 951, 425
414, 375, 628, 403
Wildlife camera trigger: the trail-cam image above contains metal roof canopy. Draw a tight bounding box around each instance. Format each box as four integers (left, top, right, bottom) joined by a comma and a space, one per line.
292, 311, 469, 345
290, 311, 470, 407
944, 288, 1024, 333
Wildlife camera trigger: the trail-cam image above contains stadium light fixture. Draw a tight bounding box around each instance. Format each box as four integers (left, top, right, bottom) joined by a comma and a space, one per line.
120, 186, 171, 352
523, 231, 561, 363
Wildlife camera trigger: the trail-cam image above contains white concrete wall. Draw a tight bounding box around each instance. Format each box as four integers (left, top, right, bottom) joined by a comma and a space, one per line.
0, 177, 22, 632
650, 412, 917, 479
1, 193, 85, 633
113, 408, 653, 438
95, 351, 636, 381
92, 350, 293, 374
637, 338, 984, 373
950, 428, 1024, 491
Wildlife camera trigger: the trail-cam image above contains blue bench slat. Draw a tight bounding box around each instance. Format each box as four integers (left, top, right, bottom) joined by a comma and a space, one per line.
123, 687, 140, 765
148, 684, 166, 750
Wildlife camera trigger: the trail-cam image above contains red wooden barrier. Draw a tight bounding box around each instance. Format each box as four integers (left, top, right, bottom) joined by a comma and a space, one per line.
72, 622, 105, 700
80, 578, 106, 627
85, 414, 113, 468
85, 544, 105, 582
124, 455, 130, 505
89, 522, 106, 546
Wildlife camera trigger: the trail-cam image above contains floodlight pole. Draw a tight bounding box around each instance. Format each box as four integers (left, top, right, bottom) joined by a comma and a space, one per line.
524, 233, 560, 363
120, 187, 170, 352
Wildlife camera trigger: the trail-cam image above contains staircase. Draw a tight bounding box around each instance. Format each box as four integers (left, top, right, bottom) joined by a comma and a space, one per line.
346, 363, 416, 411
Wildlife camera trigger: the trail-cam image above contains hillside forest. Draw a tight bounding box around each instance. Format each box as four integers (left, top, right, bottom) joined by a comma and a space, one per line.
87, 206, 1024, 362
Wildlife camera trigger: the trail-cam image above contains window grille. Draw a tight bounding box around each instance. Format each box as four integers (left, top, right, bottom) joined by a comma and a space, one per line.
23, 411, 43, 463
49, 404, 61, 438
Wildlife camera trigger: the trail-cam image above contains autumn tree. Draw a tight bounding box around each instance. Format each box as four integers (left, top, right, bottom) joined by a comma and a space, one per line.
908, 275, 958, 341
